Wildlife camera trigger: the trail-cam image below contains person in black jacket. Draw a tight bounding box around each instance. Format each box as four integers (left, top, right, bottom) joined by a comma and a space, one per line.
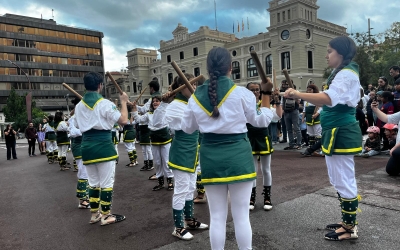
25, 122, 37, 156
366, 91, 376, 126
4, 124, 18, 160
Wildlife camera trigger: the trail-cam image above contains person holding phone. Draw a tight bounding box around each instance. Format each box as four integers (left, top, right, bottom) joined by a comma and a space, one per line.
4, 124, 18, 160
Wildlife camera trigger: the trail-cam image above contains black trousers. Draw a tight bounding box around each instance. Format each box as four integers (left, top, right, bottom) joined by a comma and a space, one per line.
6, 141, 17, 159
386, 147, 400, 176
28, 139, 36, 155
366, 113, 374, 127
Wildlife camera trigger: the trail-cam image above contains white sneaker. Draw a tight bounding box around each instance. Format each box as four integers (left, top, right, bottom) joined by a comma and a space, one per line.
249, 204, 255, 211
263, 204, 273, 211
172, 227, 194, 240
184, 218, 209, 230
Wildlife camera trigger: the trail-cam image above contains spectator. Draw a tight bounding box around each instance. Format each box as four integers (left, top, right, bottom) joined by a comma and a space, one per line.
355, 126, 381, 158
279, 80, 288, 143
282, 80, 302, 150
37, 123, 46, 154
4, 124, 18, 160
376, 76, 393, 92
390, 66, 400, 112
25, 122, 37, 156
365, 84, 373, 95
383, 123, 398, 151
376, 91, 394, 150
366, 91, 376, 126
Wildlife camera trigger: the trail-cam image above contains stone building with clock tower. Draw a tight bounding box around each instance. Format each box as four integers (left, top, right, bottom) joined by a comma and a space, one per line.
124, 0, 347, 102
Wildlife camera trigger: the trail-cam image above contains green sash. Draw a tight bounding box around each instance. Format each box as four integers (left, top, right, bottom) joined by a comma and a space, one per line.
56, 121, 70, 145
246, 124, 273, 155
139, 125, 151, 144
111, 131, 118, 145
320, 104, 362, 156
168, 130, 199, 173
305, 105, 320, 125
71, 136, 82, 159
200, 133, 255, 185
150, 127, 172, 145
123, 124, 136, 142
81, 129, 118, 165
192, 76, 236, 116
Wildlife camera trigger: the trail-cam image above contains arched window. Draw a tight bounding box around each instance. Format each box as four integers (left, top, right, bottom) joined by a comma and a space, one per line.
231, 61, 240, 80
247, 58, 258, 78
265, 55, 272, 75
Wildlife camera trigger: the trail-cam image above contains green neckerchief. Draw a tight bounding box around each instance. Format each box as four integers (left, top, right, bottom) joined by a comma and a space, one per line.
192, 76, 236, 116
326, 61, 359, 89
151, 91, 161, 98
174, 92, 188, 104
82, 92, 104, 110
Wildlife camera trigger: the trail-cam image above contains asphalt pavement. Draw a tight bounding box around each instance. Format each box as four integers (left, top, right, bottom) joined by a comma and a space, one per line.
0, 139, 399, 250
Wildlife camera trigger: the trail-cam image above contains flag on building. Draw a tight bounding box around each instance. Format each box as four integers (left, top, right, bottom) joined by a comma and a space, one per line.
233, 22, 234, 33
247, 17, 250, 30
237, 21, 240, 32
242, 18, 244, 31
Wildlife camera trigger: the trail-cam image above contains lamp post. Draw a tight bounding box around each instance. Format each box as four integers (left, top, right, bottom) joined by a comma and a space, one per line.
65, 94, 70, 115
6, 59, 33, 122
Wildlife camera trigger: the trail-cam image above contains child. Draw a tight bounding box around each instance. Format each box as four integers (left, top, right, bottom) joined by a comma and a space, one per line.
376, 91, 394, 150
133, 96, 174, 191
356, 126, 381, 158
383, 123, 398, 151
55, 111, 70, 171
302, 84, 322, 147
124, 104, 138, 167
299, 107, 308, 146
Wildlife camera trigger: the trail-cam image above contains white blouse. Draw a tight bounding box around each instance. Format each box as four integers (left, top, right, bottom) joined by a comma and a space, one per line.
181, 86, 273, 134
324, 69, 361, 108
133, 102, 169, 131
68, 115, 82, 138
165, 99, 187, 132
56, 121, 69, 132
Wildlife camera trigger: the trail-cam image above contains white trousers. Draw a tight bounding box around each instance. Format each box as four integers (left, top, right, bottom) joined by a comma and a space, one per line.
76, 159, 88, 180
124, 142, 136, 152
141, 145, 153, 161
325, 155, 357, 198
205, 181, 253, 250
58, 145, 68, 157
172, 169, 196, 210
307, 124, 322, 137
252, 154, 272, 187
152, 143, 173, 178
115, 144, 119, 156
86, 161, 116, 188
46, 141, 57, 152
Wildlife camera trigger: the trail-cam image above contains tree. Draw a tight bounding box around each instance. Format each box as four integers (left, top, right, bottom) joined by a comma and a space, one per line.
2, 87, 48, 131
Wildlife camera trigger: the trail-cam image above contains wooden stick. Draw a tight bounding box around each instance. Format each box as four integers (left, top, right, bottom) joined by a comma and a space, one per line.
106, 71, 124, 95
134, 86, 148, 103
62, 83, 83, 99
282, 69, 294, 89
171, 61, 195, 94
273, 68, 277, 90
250, 51, 268, 84
169, 75, 205, 95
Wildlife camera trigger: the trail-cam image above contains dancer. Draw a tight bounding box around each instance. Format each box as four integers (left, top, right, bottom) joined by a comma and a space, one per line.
133, 95, 174, 191
74, 72, 128, 226
165, 74, 208, 240
124, 104, 138, 167
302, 84, 322, 147
43, 115, 57, 164
55, 111, 70, 171
181, 47, 274, 249
69, 98, 90, 209
284, 36, 362, 241
111, 122, 120, 164
246, 82, 282, 211
138, 110, 154, 171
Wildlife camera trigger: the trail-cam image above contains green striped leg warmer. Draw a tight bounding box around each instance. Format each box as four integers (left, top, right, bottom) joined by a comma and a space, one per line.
76, 179, 89, 200
100, 188, 113, 215
89, 186, 100, 213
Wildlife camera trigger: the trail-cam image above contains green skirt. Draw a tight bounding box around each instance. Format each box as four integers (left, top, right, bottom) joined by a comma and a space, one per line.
112, 131, 118, 145
321, 122, 362, 156
150, 127, 172, 145
46, 131, 56, 142
71, 136, 82, 159
57, 131, 70, 146
200, 133, 256, 185
139, 125, 151, 145
247, 125, 273, 155
123, 125, 136, 142
81, 130, 118, 165
168, 130, 199, 173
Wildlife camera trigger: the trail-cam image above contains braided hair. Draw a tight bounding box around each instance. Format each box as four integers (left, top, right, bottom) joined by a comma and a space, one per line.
326, 36, 357, 86
206, 47, 232, 118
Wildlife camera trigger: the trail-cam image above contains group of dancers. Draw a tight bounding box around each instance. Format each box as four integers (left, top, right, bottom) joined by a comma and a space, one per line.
40, 35, 364, 249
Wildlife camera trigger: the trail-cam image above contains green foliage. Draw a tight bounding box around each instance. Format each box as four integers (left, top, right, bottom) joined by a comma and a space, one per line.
2, 87, 49, 130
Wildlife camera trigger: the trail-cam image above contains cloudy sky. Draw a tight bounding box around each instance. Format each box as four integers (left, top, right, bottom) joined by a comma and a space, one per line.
1, 0, 399, 71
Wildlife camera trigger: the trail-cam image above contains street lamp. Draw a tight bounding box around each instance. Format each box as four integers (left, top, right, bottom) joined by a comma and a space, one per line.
6, 59, 33, 122
65, 94, 70, 115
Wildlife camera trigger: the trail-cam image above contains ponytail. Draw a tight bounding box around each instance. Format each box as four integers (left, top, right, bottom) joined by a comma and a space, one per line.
208, 71, 220, 118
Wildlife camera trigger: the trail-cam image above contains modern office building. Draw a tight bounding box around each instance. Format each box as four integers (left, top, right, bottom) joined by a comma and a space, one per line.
120, 0, 346, 102
0, 13, 104, 111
